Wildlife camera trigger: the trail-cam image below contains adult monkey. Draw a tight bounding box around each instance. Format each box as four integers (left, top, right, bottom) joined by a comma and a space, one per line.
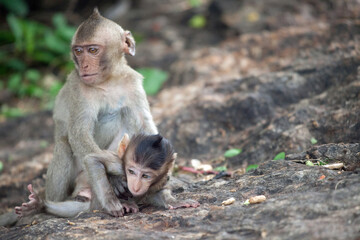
46, 8, 157, 216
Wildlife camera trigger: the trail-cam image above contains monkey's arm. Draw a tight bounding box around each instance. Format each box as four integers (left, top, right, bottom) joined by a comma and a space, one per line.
84, 151, 125, 217
134, 89, 158, 134
144, 188, 200, 210
141, 106, 157, 134
68, 107, 102, 160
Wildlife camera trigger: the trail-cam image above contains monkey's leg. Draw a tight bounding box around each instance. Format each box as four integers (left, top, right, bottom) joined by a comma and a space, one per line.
84, 152, 124, 217
45, 137, 74, 201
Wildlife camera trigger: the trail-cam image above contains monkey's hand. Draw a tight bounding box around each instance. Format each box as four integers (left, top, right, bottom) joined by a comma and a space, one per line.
121, 200, 139, 214
15, 184, 43, 217
168, 199, 200, 210
108, 175, 129, 198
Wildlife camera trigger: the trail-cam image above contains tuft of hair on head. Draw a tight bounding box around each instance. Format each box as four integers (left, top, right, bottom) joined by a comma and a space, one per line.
89, 7, 102, 20
131, 134, 175, 170
152, 134, 163, 148
74, 7, 104, 43
93, 7, 100, 14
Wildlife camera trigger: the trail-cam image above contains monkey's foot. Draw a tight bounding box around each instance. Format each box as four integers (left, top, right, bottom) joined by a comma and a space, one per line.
103, 197, 125, 217
14, 184, 42, 217
121, 200, 139, 213
168, 199, 200, 210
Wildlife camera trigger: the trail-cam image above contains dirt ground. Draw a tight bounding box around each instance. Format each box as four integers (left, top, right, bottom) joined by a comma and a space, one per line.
1, 0, 360, 239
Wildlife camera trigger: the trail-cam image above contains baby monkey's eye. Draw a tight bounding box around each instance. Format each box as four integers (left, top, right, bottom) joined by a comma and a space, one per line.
128, 169, 135, 175
88, 47, 98, 54
142, 174, 150, 179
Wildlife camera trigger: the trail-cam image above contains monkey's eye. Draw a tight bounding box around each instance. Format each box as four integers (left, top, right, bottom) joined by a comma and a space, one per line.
142, 174, 150, 179
73, 48, 83, 56
88, 47, 98, 54
128, 169, 135, 175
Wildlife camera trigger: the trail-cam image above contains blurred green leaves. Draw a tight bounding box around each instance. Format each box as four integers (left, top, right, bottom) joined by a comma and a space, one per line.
273, 152, 285, 160
0, 0, 28, 17
188, 0, 202, 8
310, 137, 318, 145
137, 68, 168, 96
246, 164, 259, 172
0, 13, 75, 103
1, 105, 25, 119
189, 14, 206, 29
224, 148, 242, 158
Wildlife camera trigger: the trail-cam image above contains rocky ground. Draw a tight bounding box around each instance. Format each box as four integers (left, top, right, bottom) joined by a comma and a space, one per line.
1, 0, 360, 239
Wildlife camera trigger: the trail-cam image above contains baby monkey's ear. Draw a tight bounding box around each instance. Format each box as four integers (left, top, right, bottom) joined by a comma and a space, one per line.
117, 133, 130, 158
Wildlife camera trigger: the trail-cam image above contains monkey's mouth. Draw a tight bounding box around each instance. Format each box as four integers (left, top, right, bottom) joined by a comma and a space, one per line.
81, 73, 98, 83
82, 73, 98, 78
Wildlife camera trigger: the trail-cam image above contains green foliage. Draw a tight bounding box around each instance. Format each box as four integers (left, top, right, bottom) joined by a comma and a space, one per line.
310, 137, 318, 145
0, 105, 25, 118
132, 32, 144, 44
0, 0, 28, 17
224, 148, 242, 158
316, 159, 328, 166
214, 166, 227, 172
273, 152, 285, 160
0, 13, 74, 104
188, 0, 202, 8
0, 160, 3, 173
246, 164, 259, 172
40, 140, 49, 148
137, 68, 168, 96
189, 14, 206, 28
305, 160, 314, 166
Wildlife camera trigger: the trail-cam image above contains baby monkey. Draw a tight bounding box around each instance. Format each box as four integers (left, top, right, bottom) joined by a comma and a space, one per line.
15, 134, 199, 218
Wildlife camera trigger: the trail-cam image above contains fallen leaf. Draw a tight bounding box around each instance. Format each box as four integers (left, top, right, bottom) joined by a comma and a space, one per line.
224, 149, 242, 158
306, 160, 315, 166
273, 152, 285, 160
318, 175, 326, 180
229, 189, 237, 192
310, 137, 318, 144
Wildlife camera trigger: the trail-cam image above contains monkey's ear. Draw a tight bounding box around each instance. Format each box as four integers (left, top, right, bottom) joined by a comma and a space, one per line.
117, 133, 130, 157
152, 134, 163, 148
124, 30, 136, 56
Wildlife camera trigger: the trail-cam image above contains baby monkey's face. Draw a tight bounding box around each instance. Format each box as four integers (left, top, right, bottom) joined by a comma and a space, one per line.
125, 161, 158, 197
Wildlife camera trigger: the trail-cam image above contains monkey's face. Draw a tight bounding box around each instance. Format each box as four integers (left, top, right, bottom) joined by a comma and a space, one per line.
72, 44, 106, 85
125, 162, 158, 197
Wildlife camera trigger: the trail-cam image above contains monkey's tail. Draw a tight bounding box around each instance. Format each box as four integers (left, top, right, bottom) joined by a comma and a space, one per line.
45, 201, 90, 218
0, 211, 18, 227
